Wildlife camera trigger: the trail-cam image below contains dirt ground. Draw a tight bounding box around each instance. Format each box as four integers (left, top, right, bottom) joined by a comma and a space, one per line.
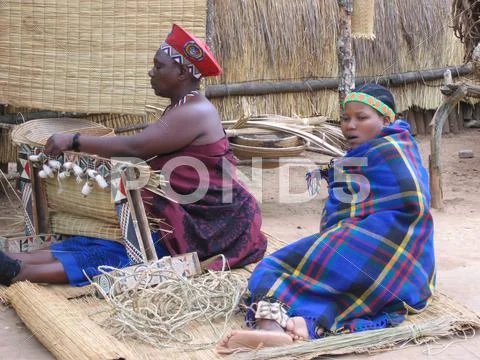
1, 130, 480, 359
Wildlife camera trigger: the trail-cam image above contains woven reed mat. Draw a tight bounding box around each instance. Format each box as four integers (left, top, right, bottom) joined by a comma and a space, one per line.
0, 1, 207, 114
45, 176, 124, 241
1, 233, 478, 359
6, 282, 135, 360
1, 282, 479, 360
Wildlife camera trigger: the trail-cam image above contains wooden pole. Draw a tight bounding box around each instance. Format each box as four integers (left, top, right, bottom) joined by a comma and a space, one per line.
458, 101, 465, 131
474, 104, 480, 121
406, 109, 418, 135
0, 111, 87, 124
440, 82, 480, 98
425, 110, 436, 135
206, 0, 216, 53
415, 109, 426, 136
337, 0, 355, 114
449, 104, 459, 134
429, 85, 467, 209
204, 64, 473, 98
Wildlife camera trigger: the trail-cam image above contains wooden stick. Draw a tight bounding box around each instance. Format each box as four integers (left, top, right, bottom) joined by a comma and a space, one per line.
114, 123, 149, 134
29, 163, 50, 234
205, 64, 473, 98
449, 104, 459, 134
406, 109, 418, 136
121, 171, 158, 262
440, 82, 480, 98
337, 0, 355, 113
458, 102, 465, 131
415, 109, 426, 136
429, 85, 467, 209
0, 111, 87, 124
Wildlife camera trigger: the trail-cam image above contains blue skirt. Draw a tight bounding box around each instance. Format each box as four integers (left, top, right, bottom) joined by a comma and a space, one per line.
51, 233, 169, 286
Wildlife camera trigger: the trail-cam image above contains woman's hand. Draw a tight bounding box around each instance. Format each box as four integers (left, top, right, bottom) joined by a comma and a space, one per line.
44, 134, 74, 156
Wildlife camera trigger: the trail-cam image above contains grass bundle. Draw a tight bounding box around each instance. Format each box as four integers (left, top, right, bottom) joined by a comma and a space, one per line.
231, 292, 480, 360
352, 0, 375, 39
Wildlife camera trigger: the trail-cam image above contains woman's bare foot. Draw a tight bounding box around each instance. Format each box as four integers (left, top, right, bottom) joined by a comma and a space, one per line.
285, 317, 324, 340
285, 317, 309, 340
256, 318, 284, 332
216, 329, 293, 354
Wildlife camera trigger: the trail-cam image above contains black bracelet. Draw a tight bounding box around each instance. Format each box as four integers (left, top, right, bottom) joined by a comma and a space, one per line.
72, 132, 81, 152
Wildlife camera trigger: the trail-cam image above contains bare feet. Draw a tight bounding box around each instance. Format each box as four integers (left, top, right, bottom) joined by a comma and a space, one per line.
216, 329, 293, 354
285, 317, 309, 340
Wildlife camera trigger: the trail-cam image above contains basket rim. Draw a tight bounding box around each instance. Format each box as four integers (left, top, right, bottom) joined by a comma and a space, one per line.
11, 118, 114, 146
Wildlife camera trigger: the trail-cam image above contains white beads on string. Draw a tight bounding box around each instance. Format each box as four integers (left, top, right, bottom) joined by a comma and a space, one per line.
81, 180, 94, 197
27, 151, 109, 197
86, 169, 108, 189
47, 160, 62, 171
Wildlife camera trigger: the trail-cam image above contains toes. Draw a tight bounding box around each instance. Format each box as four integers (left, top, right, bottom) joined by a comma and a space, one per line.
285, 318, 295, 332
217, 331, 235, 347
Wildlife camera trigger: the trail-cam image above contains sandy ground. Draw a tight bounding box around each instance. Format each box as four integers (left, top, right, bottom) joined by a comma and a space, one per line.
1, 130, 480, 359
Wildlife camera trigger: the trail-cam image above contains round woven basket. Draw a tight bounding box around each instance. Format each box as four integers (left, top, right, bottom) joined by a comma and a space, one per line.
230, 139, 307, 159
11, 118, 115, 146
231, 133, 301, 148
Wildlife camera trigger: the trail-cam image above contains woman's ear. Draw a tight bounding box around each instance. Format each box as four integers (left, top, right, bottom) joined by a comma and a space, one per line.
177, 64, 191, 80
382, 116, 391, 126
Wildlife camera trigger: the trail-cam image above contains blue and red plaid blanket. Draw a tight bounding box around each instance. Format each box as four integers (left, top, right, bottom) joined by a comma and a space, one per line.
248, 120, 435, 337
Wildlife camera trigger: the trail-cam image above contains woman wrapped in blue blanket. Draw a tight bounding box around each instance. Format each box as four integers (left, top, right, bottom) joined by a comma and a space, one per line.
217, 84, 435, 352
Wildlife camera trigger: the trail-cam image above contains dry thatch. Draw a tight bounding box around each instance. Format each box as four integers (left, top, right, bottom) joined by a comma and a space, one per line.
208, 0, 465, 119
0, 0, 469, 127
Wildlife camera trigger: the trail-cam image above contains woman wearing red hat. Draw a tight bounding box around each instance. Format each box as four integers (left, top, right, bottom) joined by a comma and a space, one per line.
0, 24, 267, 286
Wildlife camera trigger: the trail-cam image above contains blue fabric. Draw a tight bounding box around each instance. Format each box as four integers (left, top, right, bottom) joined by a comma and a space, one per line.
51, 232, 169, 286
247, 120, 435, 337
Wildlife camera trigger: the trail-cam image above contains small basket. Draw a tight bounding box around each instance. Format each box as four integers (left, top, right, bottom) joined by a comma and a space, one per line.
230, 139, 307, 159
11, 118, 115, 147
232, 133, 301, 148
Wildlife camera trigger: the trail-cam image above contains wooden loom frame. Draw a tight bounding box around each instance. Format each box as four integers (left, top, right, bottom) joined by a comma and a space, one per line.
5, 143, 158, 265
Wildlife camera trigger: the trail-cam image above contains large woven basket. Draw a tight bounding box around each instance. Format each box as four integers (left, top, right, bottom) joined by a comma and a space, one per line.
229, 139, 307, 159
11, 118, 115, 147
231, 133, 301, 148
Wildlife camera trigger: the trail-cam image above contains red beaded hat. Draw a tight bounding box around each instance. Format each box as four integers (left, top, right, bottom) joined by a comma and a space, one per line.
161, 24, 223, 78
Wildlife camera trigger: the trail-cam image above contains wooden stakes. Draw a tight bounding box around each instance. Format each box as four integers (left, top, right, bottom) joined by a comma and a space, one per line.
415, 109, 427, 136
449, 104, 459, 134
429, 84, 468, 209
406, 109, 418, 136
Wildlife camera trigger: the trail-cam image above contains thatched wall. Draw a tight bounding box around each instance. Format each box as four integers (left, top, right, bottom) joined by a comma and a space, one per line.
0, 0, 469, 125
208, 0, 465, 120
0, 0, 206, 115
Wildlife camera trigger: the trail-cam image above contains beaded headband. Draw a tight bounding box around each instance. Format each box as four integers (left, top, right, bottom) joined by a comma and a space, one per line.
343, 92, 396, 122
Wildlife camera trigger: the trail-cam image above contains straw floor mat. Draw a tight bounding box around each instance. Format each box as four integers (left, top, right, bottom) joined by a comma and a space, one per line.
1, 234, 479, 359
